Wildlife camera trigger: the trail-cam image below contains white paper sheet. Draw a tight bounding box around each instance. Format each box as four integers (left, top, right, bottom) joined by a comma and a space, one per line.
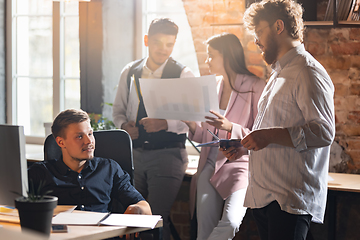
52, 212, 109, 225
51, 212, 162, 229
101, 214, 162, 229
139, 75, 219, 122
126, 75, 140, 122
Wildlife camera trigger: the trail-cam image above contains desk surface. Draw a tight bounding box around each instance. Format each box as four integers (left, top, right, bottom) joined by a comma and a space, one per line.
1, 218, 163, 240
328, 172, 360, 193
0, 205, 162, 240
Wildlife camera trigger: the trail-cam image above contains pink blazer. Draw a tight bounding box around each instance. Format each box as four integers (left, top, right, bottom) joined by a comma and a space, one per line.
188, 74, 266, 217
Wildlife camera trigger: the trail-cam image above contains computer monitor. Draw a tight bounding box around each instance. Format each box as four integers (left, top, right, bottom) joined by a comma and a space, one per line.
0, 124, 28, 206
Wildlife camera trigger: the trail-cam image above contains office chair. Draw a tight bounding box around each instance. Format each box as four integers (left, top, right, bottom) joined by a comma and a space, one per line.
43, 129, 135, 212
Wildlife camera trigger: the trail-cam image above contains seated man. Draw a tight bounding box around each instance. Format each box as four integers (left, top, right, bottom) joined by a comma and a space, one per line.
28, 109, 151, 215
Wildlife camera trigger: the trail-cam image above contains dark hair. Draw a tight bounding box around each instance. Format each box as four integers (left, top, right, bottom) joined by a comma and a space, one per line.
244, 0, 304, 42
148, 18, 179, 37
206, 33, 255, 92
52, 109, 89, 139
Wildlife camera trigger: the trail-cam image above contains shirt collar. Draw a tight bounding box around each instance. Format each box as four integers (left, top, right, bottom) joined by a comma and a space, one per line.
142, 57, 169, 77
55, 157, 94, 175
56, 157, 72, 175
271, 44, 305, 72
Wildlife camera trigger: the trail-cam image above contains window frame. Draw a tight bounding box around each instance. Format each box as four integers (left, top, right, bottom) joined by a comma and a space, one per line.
136, 0, 200, 76
6, 0, 79, 144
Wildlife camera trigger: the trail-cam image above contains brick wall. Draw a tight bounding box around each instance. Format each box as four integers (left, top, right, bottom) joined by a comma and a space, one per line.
183, 0, 270, 78
183, 0, 360, 174
169, 1, 360, 240
305, 28, 360, 172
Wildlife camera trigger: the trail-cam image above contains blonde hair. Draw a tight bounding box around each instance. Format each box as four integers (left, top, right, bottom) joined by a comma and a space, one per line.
243, 0, 304, 42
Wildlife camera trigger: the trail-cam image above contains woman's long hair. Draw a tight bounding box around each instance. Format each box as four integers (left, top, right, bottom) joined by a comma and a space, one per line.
206, 33, 255, 93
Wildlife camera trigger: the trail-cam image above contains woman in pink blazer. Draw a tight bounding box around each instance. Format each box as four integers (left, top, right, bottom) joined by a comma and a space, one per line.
185, 33, 266, 240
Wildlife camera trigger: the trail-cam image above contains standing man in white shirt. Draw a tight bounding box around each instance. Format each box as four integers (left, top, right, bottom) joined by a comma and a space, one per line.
112, 18, 194, 240
222, 0, 335, 239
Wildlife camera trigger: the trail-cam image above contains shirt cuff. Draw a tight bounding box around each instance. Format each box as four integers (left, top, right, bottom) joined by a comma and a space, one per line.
287, 126, 307, 152
166, 119, 177, 132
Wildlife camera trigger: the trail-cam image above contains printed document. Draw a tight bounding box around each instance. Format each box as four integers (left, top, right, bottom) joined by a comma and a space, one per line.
139, 75, 219, 122
52, 212, 162, 229
126, 75, 140, 122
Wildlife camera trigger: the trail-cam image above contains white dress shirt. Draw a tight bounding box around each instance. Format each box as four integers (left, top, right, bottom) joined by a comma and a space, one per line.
112, 57, 194, 134
244, 44, 335, 223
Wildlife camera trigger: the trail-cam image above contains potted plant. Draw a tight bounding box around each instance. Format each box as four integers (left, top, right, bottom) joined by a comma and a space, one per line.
14, 180, 58, 236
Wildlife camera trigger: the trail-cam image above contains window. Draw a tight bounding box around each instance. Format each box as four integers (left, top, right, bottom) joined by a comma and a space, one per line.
137, 0, 201, 159
137, 0, 200, 77
6, 0, 80, 142
6, 0, 198, 142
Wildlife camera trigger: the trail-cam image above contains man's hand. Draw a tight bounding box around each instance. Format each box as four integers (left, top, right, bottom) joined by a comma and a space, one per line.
124, 200, 152, 215
220, 146, 248, 161
121, 121, 139, 140
139, 118, 168, 133
124, 204, 143, 214
241, 129, 272, 151
241, 128, 294, 151
122, 201, 151, 239
182, 120, 196, 135
205, 110, 232, 132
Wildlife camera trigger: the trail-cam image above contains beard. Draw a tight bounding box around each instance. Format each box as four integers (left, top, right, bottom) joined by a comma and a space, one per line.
149, 52, 168, 66
73, 156, 94, 162
74, 155, 94, 162
262, 30, 279, 65
72, 145, 95, 162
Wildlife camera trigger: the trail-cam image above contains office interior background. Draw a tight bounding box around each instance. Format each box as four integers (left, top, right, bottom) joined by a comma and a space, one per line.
0, 0, 360, 239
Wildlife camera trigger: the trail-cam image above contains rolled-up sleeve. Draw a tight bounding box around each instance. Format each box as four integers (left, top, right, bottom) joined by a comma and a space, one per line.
288, 67, 335, 152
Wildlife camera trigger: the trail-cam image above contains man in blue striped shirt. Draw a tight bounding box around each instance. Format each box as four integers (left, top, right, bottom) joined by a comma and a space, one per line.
222, 0, 335, 239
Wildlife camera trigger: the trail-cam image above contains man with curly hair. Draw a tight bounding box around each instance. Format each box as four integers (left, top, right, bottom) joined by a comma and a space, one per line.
223, 0, 335, 239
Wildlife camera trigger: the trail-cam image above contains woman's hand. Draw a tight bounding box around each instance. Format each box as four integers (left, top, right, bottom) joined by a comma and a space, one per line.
205, 110, 233, 132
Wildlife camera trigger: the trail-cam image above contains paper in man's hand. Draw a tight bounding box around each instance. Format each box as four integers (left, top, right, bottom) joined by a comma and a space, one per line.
126, 75, 140, 122
139, 75, 219, 122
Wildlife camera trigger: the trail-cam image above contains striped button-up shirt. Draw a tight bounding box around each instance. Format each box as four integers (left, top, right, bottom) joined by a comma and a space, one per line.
244, 44, 335, 223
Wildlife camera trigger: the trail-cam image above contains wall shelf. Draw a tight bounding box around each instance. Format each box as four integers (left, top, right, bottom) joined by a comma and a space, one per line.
304, 0, 360, 28
213, 1, 360, 28
305, 21, 360, 28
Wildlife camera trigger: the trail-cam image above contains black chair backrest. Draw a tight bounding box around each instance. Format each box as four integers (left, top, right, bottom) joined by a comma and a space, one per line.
44, 129, 134, 185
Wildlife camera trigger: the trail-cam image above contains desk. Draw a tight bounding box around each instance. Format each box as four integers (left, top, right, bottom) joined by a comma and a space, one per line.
0, 206, 163, 240
1, 218, 163, 240
328, 172, 360, 192
327, 173, 360, 240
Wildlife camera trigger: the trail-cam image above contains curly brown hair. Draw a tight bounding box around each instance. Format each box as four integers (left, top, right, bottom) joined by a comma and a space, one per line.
243, 0, 304, 42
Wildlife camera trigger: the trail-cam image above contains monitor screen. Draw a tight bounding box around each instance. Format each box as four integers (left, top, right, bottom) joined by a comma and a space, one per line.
0, 124, 28, 206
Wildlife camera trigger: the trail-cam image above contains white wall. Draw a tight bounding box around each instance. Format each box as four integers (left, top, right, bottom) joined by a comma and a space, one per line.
102, 0, 135, 120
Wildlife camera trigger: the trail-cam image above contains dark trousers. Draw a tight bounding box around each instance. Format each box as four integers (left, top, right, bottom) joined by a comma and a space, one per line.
252, 201, 312, 240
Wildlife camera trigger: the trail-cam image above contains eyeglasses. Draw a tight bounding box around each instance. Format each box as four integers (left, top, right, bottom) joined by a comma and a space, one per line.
254, 25, 270, 41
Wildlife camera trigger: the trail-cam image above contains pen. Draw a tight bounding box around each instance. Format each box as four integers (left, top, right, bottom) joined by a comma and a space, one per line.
207, 129, 220, 140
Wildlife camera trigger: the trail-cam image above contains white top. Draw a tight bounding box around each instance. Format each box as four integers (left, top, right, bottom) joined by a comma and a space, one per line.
112, 57, 194, 133
244, 44, 335, 223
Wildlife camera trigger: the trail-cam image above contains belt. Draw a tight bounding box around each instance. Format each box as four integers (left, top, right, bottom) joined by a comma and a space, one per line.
138, 141, 185, 150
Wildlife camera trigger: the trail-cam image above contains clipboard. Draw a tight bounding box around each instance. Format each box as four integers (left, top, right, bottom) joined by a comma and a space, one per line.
196, 139, 242, 150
